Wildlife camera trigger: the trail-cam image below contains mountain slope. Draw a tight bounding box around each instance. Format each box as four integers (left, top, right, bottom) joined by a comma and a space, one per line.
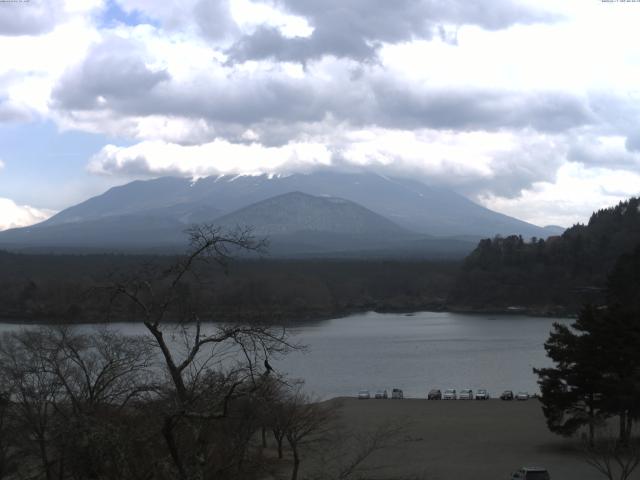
37, 171, 554, 238
214, 191, 409, 236
0, 214, 189, 249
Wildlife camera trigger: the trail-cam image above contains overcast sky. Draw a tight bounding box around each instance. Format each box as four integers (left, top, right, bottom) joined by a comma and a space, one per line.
1, 0, 640, 230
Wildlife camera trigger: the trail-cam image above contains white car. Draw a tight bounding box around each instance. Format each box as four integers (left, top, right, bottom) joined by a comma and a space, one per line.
516, 391, 529, 401
459, 389, 474, 400
511, 467, 550, 480
374, 390, 388, 399
358, 390, 370, 399
475, 389, 490, 400
443, 389, 457, 400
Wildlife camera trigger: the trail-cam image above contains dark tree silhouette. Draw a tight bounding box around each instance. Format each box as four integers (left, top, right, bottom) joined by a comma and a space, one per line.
534, 305, 608, 445
535, 247, 640, 445
106, 224, 297, 480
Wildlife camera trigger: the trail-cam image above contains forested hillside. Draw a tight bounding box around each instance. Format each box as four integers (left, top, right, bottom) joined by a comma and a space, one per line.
449, 197, 640, 314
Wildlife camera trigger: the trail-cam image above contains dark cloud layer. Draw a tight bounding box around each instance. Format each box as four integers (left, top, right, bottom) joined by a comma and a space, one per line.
51, 37, 170, 111
372, 85, 595, 132
193, 0, 238, 41
227, 0, 557, 63
568, 136, 640, 171
51, 36, 592, 144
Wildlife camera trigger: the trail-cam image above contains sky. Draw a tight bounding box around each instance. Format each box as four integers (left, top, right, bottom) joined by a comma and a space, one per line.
1, 0, 640, 231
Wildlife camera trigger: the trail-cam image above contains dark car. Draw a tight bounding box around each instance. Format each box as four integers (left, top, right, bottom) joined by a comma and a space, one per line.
391, 388, 404, 399
427, 389, 442, 400
511, 467, 550, 480
501, 390, 514, 400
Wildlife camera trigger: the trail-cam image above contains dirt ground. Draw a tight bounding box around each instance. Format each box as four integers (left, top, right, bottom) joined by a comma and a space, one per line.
307, 397, 607, 480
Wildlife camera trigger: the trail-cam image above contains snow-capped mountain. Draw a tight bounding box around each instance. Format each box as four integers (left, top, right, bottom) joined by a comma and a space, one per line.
0, 171, 560, 256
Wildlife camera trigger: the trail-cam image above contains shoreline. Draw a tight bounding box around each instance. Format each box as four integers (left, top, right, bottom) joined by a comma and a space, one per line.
0, 303, 576, 325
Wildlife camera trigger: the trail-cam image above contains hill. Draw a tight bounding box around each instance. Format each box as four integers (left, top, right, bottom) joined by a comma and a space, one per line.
214, 191, 408, 236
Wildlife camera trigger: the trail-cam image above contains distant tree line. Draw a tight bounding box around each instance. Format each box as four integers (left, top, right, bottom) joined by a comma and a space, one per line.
0, 251, 458, 324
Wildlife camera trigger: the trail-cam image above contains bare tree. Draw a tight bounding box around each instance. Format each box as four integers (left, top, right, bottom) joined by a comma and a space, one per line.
279, 388, 335, 480
307, 417, 413, 480
581, 429, 640, 480
0, 389, 18, 480
0, 326, 157, 480
105, 225, 297, 480
38, 326, 155, 414
262, 379, 302, 460
334, 422, 409, 480
0, 330, 62, 480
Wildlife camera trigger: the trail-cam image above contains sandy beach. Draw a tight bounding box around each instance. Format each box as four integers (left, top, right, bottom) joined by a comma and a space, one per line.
315, 397, 604, 480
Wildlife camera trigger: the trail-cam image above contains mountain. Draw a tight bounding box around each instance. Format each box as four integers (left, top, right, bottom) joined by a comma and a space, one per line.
214, 191, 408, 236
0, 171, 556, 256
211, 191, 417, 256
39, 171, 551, 235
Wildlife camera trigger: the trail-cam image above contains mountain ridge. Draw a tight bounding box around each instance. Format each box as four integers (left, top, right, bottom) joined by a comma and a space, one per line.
0, 171, 562, 256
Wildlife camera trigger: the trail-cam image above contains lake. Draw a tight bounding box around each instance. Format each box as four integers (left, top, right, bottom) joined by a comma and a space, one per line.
275, 311, 570, 399
0, 311, 570, 399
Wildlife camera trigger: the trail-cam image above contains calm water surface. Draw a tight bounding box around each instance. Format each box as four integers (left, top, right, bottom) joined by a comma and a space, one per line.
274, 311, 570, 399
0, 311, 570, 399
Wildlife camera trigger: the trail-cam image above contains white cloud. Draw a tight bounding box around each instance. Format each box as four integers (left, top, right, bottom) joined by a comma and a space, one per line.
479, 163, 640, 227
2, 0, 640, 226
86, 128, 567, 202
0, 7, 101, 117
230, 0, 313, 38
0, 198, 56, 231
87, 139, 333, 177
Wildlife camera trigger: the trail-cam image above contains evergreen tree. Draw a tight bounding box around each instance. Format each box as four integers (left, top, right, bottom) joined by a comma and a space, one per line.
535, 247, 640, 444
534, 305, 607, 445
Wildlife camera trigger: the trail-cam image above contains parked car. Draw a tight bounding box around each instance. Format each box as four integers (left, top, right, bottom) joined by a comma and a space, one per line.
475, 389, 490, 400
358, 390, 370, 399
459, 389, 474, 400
374, 389, 388, 399
391, 388, 404, 399
443, 389, 457, 400
500, 390, 514, 400
516, 391, 529, 401
511, 467, 550, 479
427, 389, 442, 400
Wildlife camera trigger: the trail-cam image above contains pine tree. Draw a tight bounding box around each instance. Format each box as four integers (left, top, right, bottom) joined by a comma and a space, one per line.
534, 305, 607, 445
535, 247, 640, 445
